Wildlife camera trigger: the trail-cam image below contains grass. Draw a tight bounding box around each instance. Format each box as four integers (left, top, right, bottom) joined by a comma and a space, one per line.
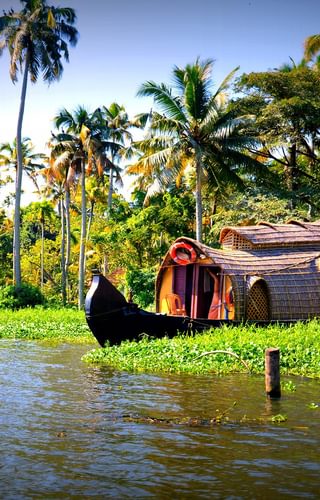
1, 309, 320, 377
82, 320, 320, 378
0, 307, 94, 344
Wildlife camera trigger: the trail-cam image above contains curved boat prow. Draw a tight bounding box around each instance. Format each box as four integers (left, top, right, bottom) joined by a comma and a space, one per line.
85, 272, 194, 347
85, 272, 130, 346
85, 272, 128, 316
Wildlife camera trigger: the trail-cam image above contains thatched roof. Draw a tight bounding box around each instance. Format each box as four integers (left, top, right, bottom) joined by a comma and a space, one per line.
219, 220, 320, 249
171, 236, 320, 277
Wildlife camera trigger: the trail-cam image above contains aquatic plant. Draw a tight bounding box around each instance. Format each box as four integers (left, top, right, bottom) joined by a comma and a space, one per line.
270, 414, 288, 423
282, 380, 297, 392
82, 320, 320, 377
0, 308, 93, 344
1, 309, 320, 377
308, 402, 320, 409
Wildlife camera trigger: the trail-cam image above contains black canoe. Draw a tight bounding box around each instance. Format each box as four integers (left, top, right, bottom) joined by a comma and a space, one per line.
85, 272, 231, 346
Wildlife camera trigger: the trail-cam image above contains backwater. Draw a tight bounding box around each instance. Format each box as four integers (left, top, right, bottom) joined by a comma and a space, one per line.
0, 340, 319, 499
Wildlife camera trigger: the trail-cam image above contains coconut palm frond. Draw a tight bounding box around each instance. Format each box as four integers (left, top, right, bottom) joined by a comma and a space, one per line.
213, 66, 240, 99
137, 81, 186, 122
134, 134, 177, 153
149, 113, 185, 136
304, 34, 320, 62
131, 112, 151, 128
173, 57, 213, 92
66, 164, 77, 185
128, 146, 173, 174
182, 61, 213, 120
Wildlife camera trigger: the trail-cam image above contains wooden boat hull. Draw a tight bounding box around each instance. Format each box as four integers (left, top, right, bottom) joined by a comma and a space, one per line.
85, 273, 228, 346
85, 273, 297, 347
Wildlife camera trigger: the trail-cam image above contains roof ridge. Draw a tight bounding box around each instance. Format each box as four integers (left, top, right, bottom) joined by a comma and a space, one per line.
287, 220, 313, 231
257, 222, 279, 231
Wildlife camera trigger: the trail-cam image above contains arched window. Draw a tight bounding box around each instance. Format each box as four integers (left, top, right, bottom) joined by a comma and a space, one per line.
246, 277, 270, 320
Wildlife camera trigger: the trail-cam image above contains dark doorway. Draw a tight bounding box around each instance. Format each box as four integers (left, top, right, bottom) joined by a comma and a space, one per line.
196, 267, 220, 319
173, 265, 193, 316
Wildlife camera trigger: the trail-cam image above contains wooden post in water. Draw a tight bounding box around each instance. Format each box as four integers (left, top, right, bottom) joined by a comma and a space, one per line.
265, 348, 281, 398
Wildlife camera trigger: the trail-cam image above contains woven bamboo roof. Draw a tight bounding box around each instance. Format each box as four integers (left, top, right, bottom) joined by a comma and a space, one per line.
219, 220, 320, 248
172, 236, 320, 276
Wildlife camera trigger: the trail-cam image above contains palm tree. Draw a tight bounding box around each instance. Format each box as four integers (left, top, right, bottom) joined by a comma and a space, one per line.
53, 106, 105, 308
0, 0, 78, 286
98, 103, 135, 210
24, 200, 55, 289
131, 58, 262, 242
41, 151, 72, 304
304, 34, 320, 62
0, 137, 46, 198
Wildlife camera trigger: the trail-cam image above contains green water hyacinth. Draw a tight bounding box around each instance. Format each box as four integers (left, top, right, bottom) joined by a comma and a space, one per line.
82, 320, 320, 377
1, 309, 320, 377
0, 308, 93, 344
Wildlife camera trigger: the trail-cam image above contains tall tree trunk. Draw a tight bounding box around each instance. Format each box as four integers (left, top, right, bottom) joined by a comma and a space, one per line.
40, 218, 44, 290
13, 54, 29, 286
108, 151, 115, 212
86, 200, 95, 244
285, 143, 298, 210
78, 157, 86, 309
83, 200, 94, 274
60, 198, 67, 305
102, 253, 108, 276
195, 155, 203, 242
64, 186, 71, 301
108, 165, 113, 210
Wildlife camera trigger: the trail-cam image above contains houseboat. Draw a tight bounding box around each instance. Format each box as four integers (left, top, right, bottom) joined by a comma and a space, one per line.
85, 220, 320, 346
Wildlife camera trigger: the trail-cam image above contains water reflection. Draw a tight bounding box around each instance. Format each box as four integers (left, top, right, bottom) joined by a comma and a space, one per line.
0, 340, 319, 498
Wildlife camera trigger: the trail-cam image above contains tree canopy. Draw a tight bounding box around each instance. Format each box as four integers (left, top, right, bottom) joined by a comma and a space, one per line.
0, 30, 320, 308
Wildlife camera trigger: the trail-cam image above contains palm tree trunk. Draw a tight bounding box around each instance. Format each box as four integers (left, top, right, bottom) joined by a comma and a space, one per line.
195, 155, 203, 242
83, 200, 94, 274
108, 151, 115, 211
108, 166, 113, 209
13, 53, 29, 286
59, 198, 67, 305
285, 143, 298, 209
86, 200, 95, 243
40, 219, 44, 289
102, 253, 108, 276
64, 186, 71, 301
78, 157, 86, 309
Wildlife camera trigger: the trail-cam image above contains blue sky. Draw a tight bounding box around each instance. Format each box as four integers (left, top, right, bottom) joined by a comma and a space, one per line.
0, 0, 319, 201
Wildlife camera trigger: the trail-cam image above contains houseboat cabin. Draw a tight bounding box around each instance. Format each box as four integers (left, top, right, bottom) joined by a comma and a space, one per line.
156, 220, 320, 322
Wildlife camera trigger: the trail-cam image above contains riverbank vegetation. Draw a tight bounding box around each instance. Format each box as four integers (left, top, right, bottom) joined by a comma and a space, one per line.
0, 308, 93, 344
83, 320, 320, 378
0, 308, 320, 378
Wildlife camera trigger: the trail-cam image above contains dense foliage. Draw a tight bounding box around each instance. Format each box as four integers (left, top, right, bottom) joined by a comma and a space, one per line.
0, 283, 44, 309
126, 267, 156, 308
0, 25, 319, 308
0, 308, 319, 377
83, 320, 320, 378
0, 308, 93, 343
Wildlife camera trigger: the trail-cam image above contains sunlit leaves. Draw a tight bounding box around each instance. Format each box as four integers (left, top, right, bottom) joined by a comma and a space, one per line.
83, 319, 320, 378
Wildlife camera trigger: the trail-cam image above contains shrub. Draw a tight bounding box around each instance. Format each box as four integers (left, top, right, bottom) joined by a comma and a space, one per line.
125, 267, 156, 308
0, 283, 45, 309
